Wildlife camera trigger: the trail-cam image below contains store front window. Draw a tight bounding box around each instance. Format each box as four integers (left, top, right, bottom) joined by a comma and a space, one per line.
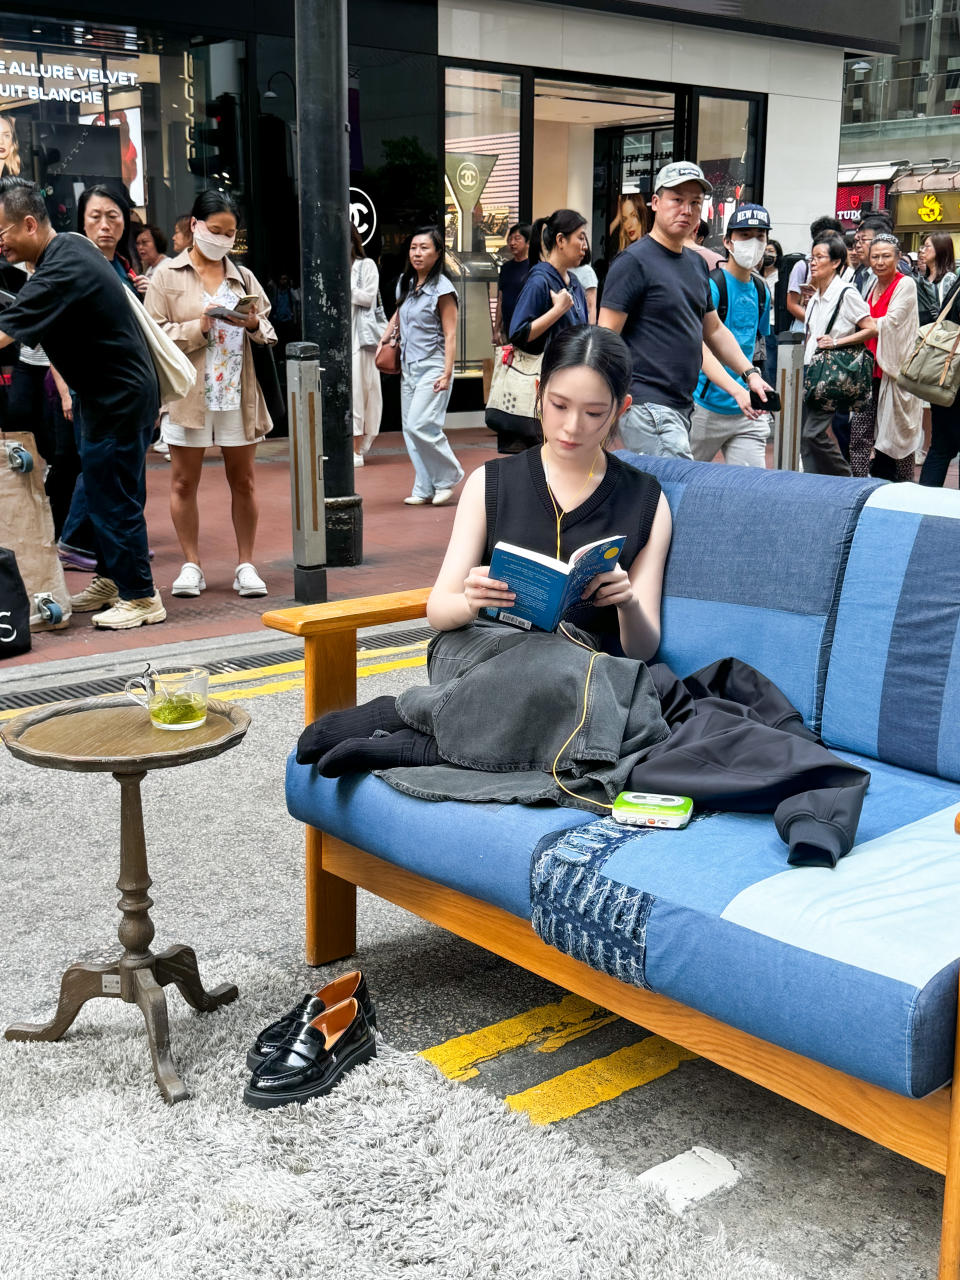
444, 66, 521, 373
694, 93, 761, 236
0, 19, 250, 255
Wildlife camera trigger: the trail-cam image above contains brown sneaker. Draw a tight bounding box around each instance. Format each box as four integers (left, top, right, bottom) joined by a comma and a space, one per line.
92, 592, 167, 630
69, 576, 119, 613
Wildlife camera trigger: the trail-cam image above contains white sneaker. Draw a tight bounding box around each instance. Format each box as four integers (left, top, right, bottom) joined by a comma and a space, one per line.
172, 562, 206, 597
234, 563, 267, 597
70, 576, 119, 612
431, 488, 455, 506
92, 592, 166, 630
403, 495, 431, 506
152, 440, 170, 458
353, 453, 364, 467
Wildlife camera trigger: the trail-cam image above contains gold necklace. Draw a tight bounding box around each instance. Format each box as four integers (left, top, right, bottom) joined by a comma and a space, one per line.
542, 446, 603, 559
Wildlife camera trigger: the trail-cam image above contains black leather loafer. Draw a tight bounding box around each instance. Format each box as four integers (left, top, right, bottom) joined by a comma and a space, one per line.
246, 970, 376, 1071
243, 997, 376, 1110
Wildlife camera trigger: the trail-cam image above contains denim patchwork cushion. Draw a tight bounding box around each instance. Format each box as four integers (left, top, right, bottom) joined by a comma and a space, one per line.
616, 454, 881, 729
821, 484, 960, 779
286, 751, 960, 1097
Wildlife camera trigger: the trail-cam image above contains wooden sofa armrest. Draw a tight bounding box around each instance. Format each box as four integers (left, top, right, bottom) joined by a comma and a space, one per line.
262, 588, 431, 722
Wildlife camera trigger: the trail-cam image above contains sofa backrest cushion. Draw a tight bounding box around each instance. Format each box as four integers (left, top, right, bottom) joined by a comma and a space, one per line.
618, 454, 881, 729
821, 484, 960, 779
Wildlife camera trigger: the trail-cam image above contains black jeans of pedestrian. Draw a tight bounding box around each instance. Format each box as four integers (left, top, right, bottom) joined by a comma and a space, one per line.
80, 405, 155, 600
919, 399, 960, 487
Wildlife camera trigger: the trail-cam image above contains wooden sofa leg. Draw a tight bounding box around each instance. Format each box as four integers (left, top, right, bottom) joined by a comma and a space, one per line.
302, 630, 359, 967
938, 977, 960, 1279
305, 825, 357, 966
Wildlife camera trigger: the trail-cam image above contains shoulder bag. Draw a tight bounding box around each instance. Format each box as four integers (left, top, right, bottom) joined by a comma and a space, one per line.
239, 265, 285, 429
897, 280, 960, 407
122, 287, 196, 405
803, 287, 874, 414
484, 343, 542, 452
375, 314, 401, 375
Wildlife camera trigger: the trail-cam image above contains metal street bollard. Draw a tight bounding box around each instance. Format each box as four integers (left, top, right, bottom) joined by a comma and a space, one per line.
774, 332, 805, 472
286, 342, 328, 603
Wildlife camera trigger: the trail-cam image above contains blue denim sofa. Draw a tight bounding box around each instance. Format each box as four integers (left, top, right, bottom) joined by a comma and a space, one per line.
264, 456, 960, 1276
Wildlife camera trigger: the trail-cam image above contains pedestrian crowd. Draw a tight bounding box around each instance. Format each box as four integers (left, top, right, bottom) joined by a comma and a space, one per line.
4, 160, 960, 638
366, 159, 960, 508
0, 177, 278, 631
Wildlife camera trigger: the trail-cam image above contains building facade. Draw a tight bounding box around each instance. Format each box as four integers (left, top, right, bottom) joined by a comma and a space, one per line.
0, 1, 897, 398
840, 0, 960, 252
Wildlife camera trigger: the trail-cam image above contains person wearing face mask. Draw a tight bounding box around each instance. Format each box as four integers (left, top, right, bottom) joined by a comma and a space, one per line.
689, 205, 774, 467
600, 167, 772, 460
145, 189, 277, 598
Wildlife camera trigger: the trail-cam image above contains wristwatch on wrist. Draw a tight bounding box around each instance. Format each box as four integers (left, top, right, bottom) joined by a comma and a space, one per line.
743, 366, 763, 379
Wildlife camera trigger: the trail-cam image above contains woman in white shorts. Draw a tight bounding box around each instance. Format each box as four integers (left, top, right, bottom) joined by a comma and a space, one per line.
144, 190, 276, 597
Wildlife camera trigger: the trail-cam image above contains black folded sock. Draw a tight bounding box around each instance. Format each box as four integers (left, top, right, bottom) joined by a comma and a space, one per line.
317, 728, 441, 777
297, 695, 406, 764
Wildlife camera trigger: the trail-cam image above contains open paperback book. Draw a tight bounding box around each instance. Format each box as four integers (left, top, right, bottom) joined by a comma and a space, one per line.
484, 534, 626, 632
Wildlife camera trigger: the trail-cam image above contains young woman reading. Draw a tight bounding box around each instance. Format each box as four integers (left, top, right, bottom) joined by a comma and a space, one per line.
297, 326, 673, 781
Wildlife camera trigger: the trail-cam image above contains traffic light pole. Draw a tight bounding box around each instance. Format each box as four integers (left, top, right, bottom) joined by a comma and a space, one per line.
294, 0, 362, 568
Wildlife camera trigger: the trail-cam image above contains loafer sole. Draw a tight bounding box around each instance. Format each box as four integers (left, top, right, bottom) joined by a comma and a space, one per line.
242, 1037, 377, 1109
246, 1003, 377, 1072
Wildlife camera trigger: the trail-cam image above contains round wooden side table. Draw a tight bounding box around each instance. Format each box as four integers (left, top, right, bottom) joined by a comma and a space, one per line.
1, 695, 251, 1105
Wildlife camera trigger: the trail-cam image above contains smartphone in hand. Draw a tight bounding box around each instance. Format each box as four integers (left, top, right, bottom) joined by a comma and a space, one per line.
750, 387, 781, 412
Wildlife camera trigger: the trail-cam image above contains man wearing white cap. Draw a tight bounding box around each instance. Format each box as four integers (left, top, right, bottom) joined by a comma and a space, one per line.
599, 162, 771, 458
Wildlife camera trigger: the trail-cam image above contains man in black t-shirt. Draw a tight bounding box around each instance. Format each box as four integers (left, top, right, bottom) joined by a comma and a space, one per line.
599, 161, 771, 458
0, 178, 164, 630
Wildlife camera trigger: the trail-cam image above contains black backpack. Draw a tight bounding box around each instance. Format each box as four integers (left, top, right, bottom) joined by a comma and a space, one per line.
710, 266, 770, 362
0, 547, 30, 658
775, 252, 807, 334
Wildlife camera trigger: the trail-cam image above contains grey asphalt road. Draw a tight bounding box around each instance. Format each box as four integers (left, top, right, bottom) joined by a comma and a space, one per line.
0, 632, 943, 1280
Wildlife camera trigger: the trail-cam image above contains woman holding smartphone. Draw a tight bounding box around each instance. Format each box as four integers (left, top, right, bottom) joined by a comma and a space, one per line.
145, 189, 277, 597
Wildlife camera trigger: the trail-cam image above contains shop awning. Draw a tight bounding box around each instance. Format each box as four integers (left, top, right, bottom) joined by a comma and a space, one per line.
837, 163, 902, 184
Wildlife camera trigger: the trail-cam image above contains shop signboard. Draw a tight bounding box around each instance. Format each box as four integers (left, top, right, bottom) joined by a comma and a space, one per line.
893, 191, 960, 230
836, 183, 886, 224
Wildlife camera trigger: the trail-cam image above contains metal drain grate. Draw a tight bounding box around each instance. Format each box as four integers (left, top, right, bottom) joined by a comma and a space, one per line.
0, 626, 434, 713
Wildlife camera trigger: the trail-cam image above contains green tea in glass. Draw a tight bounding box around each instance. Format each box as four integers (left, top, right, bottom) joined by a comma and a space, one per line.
125, 666, 210, 731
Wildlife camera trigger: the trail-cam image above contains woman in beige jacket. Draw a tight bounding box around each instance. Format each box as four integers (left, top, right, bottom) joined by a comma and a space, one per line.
144, 190, 277, 597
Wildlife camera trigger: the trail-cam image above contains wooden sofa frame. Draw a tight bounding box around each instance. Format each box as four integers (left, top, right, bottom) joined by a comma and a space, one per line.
263, 590, 960, 1279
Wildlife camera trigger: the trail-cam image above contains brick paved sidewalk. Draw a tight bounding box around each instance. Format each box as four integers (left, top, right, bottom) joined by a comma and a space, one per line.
7, 428, 499, 669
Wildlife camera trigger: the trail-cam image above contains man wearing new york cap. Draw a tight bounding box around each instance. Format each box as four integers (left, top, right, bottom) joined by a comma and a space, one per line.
599, 162, 772, 459
689, 203, 774, 468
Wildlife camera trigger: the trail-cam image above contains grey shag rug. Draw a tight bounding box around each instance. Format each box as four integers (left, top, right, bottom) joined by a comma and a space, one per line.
0, 951, 795, 1280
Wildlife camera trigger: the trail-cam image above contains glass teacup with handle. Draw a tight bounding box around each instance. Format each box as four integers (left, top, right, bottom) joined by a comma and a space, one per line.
125, 665, 210, 730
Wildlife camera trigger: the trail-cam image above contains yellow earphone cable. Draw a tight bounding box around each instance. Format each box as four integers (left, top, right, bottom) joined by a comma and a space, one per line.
552, 629, 615, 812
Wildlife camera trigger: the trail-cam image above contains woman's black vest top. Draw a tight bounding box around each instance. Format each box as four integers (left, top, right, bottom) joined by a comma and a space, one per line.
483, 448, 662, 652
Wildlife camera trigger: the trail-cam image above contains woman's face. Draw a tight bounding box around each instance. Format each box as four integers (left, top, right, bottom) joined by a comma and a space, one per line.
193, 210, 238, 241
621, 199, 643, 243
0, 119, 15, 162
136, 229, 158, 268
84, 195, 124, 259
809, 243, 839, 285
540, 365, 626, 462
556, 226, 588, 270
870, 241, 898, 282
919, 238, 934, 272
409, 233, 439, 275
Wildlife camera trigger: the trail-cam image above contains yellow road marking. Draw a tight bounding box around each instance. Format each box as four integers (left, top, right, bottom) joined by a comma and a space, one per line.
357, 655, 426, 678
0, 648, 429, 721
420, 993, 614, 1082
505, 1035, 697, 1126
536, 1011, 619, 1053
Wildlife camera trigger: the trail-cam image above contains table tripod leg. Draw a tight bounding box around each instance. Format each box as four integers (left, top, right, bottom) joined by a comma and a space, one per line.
133, 967, 189, 1105
153, 944, 239, 1012
5, 961, 121, 1042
